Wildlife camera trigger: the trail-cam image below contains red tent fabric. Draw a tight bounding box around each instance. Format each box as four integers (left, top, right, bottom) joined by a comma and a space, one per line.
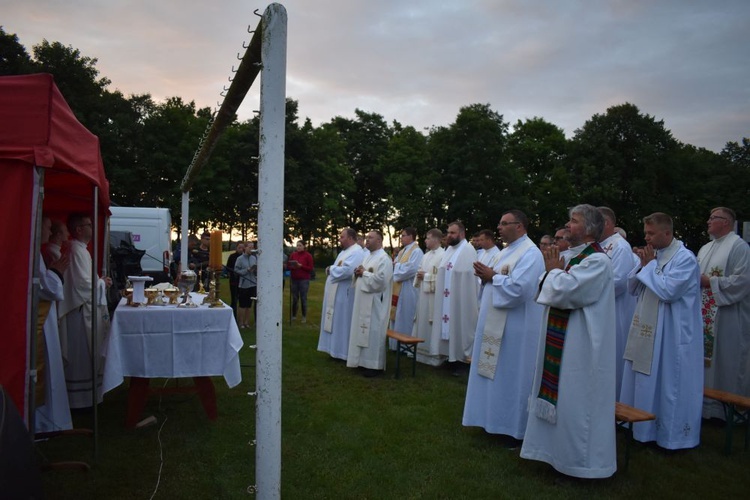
0, 73, 110, 420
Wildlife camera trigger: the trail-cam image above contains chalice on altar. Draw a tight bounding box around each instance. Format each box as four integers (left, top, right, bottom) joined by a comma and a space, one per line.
177, 270, 198, 308
144, 287, 160, 305
164, 287, 181, 305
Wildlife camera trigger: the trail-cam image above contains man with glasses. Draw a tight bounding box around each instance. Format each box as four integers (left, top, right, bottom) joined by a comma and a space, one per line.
58, 213, 111, 409
463, 210, 545, 444
698, 207, 750, 419
538, 234, 553, 251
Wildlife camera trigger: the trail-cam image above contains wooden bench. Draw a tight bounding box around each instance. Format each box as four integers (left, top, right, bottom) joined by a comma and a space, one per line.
703, 387, 750, 455
615, 402, 656, 471
386, 330, 425, 379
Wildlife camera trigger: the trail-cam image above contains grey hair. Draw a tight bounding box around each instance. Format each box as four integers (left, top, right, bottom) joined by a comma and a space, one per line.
569, 204, 605, 241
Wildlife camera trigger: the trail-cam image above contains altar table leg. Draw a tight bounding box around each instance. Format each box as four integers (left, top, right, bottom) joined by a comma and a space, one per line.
125, 377, 151, 429
193, 377, 218, 421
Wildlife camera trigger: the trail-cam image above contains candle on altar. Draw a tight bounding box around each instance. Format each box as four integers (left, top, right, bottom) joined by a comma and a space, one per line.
209, 230, 223, 271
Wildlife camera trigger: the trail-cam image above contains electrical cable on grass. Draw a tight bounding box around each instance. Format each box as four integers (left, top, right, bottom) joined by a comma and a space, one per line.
148, 378, 171, 500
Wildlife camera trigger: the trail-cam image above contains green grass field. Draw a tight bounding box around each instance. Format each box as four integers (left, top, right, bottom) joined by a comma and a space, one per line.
37, 273, 750, 499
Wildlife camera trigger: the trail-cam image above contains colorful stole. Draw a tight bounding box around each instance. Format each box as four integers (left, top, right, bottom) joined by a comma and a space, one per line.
535, 242, 603, 424
390, 243, 418, 321
697, 233, 738, 366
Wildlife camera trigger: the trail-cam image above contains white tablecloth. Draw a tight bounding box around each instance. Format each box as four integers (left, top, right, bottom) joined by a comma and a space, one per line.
102, 293, 243, 393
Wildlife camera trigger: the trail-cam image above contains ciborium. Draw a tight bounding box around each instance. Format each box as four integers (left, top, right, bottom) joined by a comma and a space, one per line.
177, 270, 198, 308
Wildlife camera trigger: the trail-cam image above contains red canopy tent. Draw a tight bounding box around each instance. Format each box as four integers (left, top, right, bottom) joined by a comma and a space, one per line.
0, 73, 110, 422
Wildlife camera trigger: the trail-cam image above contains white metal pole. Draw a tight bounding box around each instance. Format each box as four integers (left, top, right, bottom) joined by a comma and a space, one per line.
180, 191, 190, 273
256, 4, 286, 499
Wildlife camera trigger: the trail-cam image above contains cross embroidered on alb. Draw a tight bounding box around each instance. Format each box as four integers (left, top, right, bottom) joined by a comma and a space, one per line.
442, 314, 450, 323
443, 288, 450, 297
446, 262, 453, 271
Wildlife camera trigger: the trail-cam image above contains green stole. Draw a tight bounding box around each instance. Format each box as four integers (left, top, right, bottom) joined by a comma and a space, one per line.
534, 242, 604, 424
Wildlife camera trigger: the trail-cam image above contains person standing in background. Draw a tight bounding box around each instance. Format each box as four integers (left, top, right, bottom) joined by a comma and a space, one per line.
288, 240, 314, 323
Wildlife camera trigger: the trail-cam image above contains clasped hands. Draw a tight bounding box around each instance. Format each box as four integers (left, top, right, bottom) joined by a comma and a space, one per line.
634, 244, 656, 268
542, 246, 565, 272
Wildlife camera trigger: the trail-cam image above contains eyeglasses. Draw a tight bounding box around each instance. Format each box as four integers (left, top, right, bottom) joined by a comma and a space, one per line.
708, 215, 728, 222
498, 221, 521, 227
554, 236, 566, 240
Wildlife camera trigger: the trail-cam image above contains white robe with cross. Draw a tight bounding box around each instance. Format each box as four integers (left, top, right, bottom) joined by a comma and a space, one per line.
462, 235, 545, 438
429, 240, 478, 363
317, 244, 365, 360
346, 249, 393, 370
699, 233, 750, 419
619, 241, 703, 449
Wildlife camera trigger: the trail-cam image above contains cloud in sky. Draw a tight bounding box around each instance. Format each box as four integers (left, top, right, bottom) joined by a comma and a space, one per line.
4, 0, 749, 151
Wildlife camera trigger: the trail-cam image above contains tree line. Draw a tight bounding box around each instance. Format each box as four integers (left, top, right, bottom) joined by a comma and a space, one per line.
2, 27, 748, 253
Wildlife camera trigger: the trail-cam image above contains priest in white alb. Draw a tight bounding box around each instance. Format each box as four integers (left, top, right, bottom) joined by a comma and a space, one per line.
520, 204, 617, 479
35, 217, 72, 433
389, 227, 423, 345
598, 206, 640, 395
347, 230, 393, 377
429, 221, 478, 372
620, 212, 703, 449
463, 210, 545, 441
318, 228, 365, 361
412, 228, 445, 366
698, 207, 750, 419
58, 213, 111, 409
475, 229, 501, 301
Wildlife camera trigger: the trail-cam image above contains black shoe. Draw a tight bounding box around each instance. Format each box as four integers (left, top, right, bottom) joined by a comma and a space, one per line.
362, 368, 381, 378
451, 363, 469, 377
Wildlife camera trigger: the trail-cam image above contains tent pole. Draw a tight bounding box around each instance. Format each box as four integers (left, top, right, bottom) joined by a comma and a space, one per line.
26, 168, 45, 431
255, 4, 287, 499
91, 185, 99, 463
181, 192, 190, 274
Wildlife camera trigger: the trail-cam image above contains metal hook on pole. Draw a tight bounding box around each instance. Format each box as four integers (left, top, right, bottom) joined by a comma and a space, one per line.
242, 40, 249, 49
253, 8, 261, 17
237, 52, 244, 61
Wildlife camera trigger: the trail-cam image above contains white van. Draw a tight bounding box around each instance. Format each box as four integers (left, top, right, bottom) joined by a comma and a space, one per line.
109, 206, 172, 282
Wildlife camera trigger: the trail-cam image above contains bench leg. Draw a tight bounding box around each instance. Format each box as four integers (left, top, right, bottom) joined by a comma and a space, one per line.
624, 422, 632, 472
411, 344, 417, 377
721, 402, 735, 455
394, 341, 402, 379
